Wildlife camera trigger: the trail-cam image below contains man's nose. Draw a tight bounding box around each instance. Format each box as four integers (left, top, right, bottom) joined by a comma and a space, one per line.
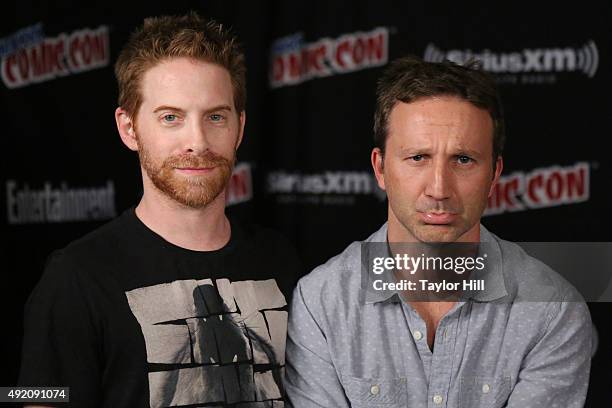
424, 160, 452, 201
184, 120, 210, 154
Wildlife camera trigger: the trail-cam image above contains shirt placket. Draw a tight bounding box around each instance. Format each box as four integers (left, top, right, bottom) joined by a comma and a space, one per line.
402, 302, 463, 408
428, 304, 463, 408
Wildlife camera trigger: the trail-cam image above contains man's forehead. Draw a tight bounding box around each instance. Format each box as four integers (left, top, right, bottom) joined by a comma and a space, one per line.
139, 58, 234, 107
387, 97, 493, 145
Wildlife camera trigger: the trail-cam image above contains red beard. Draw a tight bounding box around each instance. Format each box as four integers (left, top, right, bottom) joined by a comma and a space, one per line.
139, 147, 234, 208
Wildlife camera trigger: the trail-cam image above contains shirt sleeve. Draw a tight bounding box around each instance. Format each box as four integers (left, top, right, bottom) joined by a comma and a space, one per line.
283, 280, 350, 407
19, 250, 103, 406
505, 296, 592, 407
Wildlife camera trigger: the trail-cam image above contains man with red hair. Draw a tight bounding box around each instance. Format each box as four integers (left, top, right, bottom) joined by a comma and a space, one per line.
20, 13, 299, 407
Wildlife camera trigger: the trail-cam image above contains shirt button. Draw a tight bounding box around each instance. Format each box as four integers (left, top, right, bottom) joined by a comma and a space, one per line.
370, 384, 380, 395
413, 330, 423, 341
433, 394, 443, 405
482, 383, 490, 393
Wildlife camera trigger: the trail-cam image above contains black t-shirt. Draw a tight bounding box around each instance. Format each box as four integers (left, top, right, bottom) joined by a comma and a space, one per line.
19, 208, 301, 407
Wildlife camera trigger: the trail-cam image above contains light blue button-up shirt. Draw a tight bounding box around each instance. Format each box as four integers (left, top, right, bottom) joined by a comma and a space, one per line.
285, 224, 592, 407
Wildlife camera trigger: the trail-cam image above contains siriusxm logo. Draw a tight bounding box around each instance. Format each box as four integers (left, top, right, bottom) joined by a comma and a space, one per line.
266, 171, 386, 203
424, 41, 599, 78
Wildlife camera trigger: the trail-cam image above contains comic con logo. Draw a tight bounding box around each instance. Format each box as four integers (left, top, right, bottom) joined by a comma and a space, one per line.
485, 162, 590, 216
1, 23, 110, 89
424, 41, 599, 84
269, 27, 389, 88
226, 162, 253, 207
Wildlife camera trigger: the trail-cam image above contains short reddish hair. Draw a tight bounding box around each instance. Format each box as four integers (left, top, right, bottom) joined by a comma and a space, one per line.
114, 12, 246, 119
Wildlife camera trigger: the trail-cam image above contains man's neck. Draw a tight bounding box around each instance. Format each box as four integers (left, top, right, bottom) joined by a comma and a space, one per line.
135, 188, 231, 252
386, 211, 478, 348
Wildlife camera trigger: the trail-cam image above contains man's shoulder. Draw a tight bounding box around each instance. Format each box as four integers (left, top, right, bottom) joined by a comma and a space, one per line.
27, 212, 133, 304
234, 219, 303, 289
40, 209, 137, 281
59, 209, 133, 262
492, 231, 584, 302
233, 218, 301, 266
301, 242, 362, 287
297, 225, 387, 299
237, 218, 296, 250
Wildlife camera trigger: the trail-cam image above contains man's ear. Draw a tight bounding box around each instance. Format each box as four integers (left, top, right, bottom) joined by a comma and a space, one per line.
115, 107, 138, 151
235, 110, 246, 150
488, 156, 504, 198
371, 147, 386, 190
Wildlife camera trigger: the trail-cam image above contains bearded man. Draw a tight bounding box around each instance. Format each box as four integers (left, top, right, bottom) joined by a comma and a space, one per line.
19, 13, 299, 407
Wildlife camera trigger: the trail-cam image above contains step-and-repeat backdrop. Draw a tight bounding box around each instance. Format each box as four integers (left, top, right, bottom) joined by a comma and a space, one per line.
2, 1, 610, 405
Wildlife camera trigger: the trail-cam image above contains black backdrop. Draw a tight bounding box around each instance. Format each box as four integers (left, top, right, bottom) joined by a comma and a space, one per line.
2, 1, 611, 405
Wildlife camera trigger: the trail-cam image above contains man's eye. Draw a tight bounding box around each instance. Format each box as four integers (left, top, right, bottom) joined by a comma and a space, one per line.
410, 155, 424, 162
163, 114, 177, 122
457, 155, 473, 164
210, 114, 224, 122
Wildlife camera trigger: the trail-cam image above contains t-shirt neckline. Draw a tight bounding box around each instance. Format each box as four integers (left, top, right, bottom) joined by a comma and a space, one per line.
124, 206, 242, 257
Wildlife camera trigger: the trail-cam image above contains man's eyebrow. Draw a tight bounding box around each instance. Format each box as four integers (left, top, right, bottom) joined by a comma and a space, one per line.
399, 146, 432, 154
397, 147, 485, 157
152, 105, 233, 114
454, 147, 484, 157
153, 105, 186, 114
203, 105, 233, 115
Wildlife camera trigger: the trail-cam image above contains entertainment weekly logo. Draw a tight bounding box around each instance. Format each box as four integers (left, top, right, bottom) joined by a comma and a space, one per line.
485, 162, 589, 216
269, 27, 389, 88
424, 41, 599, 84
6, 179, 116, 224
1, 24, 110, 89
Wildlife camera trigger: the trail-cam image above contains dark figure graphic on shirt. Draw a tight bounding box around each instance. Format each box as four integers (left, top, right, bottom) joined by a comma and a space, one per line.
126, 278, 287, 407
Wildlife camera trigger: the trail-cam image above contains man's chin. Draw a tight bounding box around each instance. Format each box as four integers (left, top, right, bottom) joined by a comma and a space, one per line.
414, 224, 463, 243
169, 189, 224, 208
152, 175, 229, 208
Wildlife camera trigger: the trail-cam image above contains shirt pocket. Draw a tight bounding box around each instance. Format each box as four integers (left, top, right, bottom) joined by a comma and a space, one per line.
460, 375, 511, 408
341, 374, 406, 407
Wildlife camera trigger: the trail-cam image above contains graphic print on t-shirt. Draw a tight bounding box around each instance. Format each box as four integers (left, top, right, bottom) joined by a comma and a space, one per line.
125, 278, 287, 407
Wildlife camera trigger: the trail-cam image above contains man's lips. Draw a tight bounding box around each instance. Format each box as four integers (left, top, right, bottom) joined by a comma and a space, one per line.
419, 212, 457, 225
175, 166, 215, 175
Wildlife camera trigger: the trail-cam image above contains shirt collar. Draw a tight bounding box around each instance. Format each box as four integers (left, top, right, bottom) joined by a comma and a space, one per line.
363, 223, 508, 304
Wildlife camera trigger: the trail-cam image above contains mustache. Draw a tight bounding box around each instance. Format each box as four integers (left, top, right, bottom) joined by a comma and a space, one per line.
415, 201, 460, 214
165, 151, 233, 168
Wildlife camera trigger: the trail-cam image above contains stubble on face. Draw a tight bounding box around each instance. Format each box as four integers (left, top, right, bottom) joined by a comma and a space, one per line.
137, 139, 235, 208
391, 188, 487, 243
382, 97, 497, 244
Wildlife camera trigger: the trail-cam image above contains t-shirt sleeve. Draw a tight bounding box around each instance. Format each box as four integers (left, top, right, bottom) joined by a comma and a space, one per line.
19, 250, 103, 405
